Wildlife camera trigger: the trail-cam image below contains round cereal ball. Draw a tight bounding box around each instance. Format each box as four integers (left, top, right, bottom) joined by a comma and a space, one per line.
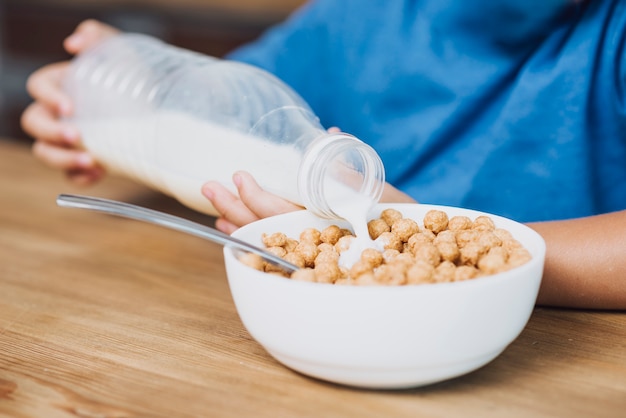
436, 240, 460, 263
315, 249, 340, 266
493, 228, 514, 242
420, 229, 436, 241
476, 231, 502, 250
380, 208, 403, 226
295, 241, 319, 268
284, 238, 299, 252
406, 260, 435, 285
262, 232, 288, 248
314, 262, 342, 283
406, 232, 432, 254
454, 265, 479, 281
283, 252, 306, 269
391, 218, 420, 242
354, 272, 378, 286
390, 252, 416, 269
374, 264, 407, 286
507, 248, 533, 268
459, 241, 487, 266
433, 229, 456, 245
376, 231, 404, 252
411, 242, 441, 267
349, 259, 374, 279
478, 251, 507, 275
320, 225, 343, 245
434, 260, 457, 283
360, 248, 384, 268
367, 218, 390, 240
472, 215, 496, 232
455, 229, 480, 248
448, 215, 472, 231
290, 268, 316, 282
334, 235, 355, 253
381, 248, 401, 264
317, 242, 335, 253
423, 210, 449, 233
238, 252, 264, 271
266, 246, 287, 258
299, 228, 322, 245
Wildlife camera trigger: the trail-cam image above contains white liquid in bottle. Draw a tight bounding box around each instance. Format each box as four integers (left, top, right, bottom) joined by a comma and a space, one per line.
77, 110, 303, 215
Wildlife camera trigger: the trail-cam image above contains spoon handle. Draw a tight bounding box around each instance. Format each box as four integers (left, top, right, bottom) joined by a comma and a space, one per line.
56, 194, 298, 273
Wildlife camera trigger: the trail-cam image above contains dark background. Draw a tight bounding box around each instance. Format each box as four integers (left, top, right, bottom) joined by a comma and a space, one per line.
0, 0, 304, 142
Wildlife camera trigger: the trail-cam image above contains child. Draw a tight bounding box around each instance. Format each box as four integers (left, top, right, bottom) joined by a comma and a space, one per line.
21, 1, 626, 309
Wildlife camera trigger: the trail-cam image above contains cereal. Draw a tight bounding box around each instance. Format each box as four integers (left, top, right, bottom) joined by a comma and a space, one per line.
411, 242, 441, 267
320, 225, 343, 245
367, 218, 390, 239
433, 229, 456, 244
238, 252, 264, 271
283, 251, 306, 269
436, 240, 460, 263
315, 249, 340, 265
266, 246, 287, 258
423, 209, 449, 233
284, 238, 299, 253
361, 248, 384, 268
374, 264, 407, 285
434, 260, 457, 282
407, 232, 433, 252
241, 209, 533, 286
334, 235, 355, 253
472, 215, 496, 232
454, 265, 479, 281
349, 259, 374, 279
294, 241, 318, 268
299, 228, 321, 245
314, 262, 342, 283
291, 268, 316, 282
376, 231, 403, 252
406, 260, 435, 284
380, 208, 403, 226
391, 218, 420, 242
459, 241, 487, 266
448, 215, 472, 231
477, 249, 507, 274
262, 232, 288, 247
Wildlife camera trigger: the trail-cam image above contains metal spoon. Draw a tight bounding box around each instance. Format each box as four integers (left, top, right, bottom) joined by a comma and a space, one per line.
56, 194, 299, 273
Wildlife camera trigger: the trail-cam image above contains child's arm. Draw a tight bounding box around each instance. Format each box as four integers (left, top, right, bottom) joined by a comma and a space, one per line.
529, 212, 626, 310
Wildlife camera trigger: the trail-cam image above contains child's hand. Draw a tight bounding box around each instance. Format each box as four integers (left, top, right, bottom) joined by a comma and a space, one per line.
21, 20, 119, 185
202, 171, 416, 234
202, 171, 304, 234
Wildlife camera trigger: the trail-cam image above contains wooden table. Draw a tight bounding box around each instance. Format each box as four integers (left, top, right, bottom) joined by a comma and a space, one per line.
0, 139, 625, 418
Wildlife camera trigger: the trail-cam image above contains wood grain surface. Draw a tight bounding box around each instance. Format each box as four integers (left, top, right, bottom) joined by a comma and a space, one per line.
0, 139, 625, 418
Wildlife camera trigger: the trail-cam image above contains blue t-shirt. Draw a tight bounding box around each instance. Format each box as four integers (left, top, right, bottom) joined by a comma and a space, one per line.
227, 0, 626, 222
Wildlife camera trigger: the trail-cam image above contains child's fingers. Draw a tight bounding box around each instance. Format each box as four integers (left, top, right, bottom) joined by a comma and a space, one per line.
64, 19, 120, 55
21, 102, 80, 146
233, 171, 303, 220
32, 141, 95, 172
25, 62, 73, 117
201, 181, 260, 229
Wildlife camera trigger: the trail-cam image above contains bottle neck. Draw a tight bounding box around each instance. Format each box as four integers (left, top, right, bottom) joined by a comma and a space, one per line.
298, 133, 385, 220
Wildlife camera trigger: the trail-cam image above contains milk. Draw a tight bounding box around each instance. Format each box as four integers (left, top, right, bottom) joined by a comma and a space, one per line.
78, 110, 303, 215
318, 170, 379, 267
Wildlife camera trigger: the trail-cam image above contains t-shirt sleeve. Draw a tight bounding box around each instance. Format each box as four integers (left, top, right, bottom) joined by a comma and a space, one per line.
225, 0, 337, 120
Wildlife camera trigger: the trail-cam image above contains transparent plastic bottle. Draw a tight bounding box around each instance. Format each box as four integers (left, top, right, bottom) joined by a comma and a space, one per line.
64, 33, 385, 222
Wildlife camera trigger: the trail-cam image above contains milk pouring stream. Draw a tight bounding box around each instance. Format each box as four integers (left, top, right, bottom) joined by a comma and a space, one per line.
64, 33, 385, 243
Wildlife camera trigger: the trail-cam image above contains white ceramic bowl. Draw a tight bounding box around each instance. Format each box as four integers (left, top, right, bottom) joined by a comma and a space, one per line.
224, 204, 546, 389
